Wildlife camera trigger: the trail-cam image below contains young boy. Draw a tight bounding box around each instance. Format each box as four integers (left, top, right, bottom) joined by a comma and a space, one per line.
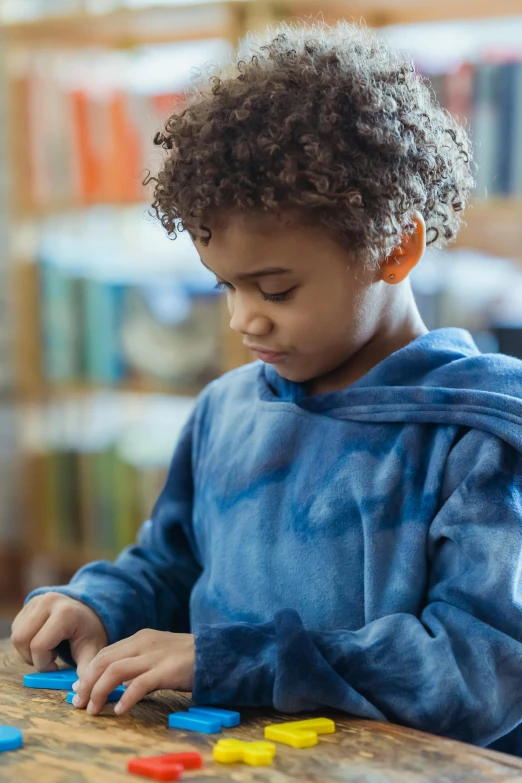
12, 21, 522, 756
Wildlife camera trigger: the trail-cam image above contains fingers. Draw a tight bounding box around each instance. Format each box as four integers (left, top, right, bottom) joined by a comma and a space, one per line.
11, 601, 51, 667
114, 671, 158, 716
10, 602, 32, 641
75, 634, 142, 692
11, 594, 109, 678
74, 657, 148, 715
72, 639, 106, 681
85, 634, 143, 663
29, 613, 72, 671
70, 667, 135, 700
69, 630, 192, 718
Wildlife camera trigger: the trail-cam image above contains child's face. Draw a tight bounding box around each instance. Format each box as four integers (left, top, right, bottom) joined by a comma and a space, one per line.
196, 211, 416, 393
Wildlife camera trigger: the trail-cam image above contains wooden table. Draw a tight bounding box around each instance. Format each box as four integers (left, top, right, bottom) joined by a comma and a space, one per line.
1, 640, 522, 783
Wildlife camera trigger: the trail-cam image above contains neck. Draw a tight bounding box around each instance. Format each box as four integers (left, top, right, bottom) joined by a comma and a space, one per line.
306, 286, 428, 396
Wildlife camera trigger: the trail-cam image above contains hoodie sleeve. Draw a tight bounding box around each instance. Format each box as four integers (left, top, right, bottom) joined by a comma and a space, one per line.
193, 430, 522, 748
26, 406, 202, 646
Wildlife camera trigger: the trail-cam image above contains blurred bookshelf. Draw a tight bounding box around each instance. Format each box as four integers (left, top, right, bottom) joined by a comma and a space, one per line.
2, 3, 255, 591
1, 0, 522, 593
21, 391, 196, 577
0, 21, 23, 607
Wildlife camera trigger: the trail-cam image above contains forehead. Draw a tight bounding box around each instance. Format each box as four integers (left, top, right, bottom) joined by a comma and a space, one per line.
197, 210, 331, 271
206, 210, 304, 246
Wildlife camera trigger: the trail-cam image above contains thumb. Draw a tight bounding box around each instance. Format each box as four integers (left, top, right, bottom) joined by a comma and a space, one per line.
71, 638, 105, 680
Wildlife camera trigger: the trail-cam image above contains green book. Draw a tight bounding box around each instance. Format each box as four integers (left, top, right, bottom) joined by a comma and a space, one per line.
472, 63, 502, 198
112, 454, 138, 551
40, 263, 81, 383
90, 449, 115, 554
83, 278, 125, 384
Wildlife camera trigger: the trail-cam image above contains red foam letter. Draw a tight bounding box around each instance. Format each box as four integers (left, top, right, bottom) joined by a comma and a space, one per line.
128, 751, 203, 781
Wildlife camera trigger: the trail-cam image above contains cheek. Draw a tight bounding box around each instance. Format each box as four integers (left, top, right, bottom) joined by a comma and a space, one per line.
290, 294, 360, 346
295, 297, 379, 371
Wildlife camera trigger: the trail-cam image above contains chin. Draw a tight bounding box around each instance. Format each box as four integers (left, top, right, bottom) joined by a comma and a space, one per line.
274, 363, 318, 384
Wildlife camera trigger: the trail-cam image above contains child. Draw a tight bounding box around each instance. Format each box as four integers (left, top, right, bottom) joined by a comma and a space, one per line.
12, 20, 522, 756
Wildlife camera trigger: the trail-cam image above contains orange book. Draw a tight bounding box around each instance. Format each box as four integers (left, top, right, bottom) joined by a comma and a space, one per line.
105, 92, 141, 201
152, 92, 185, 117
85, 95, 109, 201
122, 93, 144, 200
71, 89, 100, 202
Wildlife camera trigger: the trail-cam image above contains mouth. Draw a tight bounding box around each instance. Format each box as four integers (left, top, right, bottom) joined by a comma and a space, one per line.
245, 345, 287, 364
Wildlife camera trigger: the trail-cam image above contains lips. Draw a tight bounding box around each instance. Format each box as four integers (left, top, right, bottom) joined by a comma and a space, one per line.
246, 345, 287, 363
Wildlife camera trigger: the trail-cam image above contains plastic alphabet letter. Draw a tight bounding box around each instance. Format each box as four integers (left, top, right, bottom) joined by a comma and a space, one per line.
264, 717, 335, 748
128, 751, 203, 781
213, 739, 276, 766
188, 706, 240, 727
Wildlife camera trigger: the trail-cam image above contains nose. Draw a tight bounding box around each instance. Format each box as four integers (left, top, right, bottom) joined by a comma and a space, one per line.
229, 292, 272, 337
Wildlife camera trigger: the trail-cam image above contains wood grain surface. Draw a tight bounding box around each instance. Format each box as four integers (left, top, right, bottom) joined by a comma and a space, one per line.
1, 639, 522, 783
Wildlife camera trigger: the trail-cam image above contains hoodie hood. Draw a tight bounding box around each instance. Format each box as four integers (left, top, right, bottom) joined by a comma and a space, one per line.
261, 328, 522, 453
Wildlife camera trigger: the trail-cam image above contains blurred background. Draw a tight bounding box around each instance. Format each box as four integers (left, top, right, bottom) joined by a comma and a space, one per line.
0, 0, 521, 635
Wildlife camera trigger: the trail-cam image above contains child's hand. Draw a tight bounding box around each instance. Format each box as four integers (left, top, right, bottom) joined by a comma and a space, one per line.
11, 593, 108, 675
71, 630, 195, 716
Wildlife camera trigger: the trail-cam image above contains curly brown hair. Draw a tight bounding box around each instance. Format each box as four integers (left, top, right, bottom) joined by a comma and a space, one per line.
149, 20, 475, 269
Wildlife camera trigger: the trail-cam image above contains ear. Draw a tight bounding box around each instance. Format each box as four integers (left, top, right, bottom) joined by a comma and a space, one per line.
380, 211, 426, 285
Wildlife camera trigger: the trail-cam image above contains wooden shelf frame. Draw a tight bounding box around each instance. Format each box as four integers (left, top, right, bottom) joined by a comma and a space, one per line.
1, 2, 245, 48
12, 196, 151, 221
294, 0, 522, 27
3, 0, 522, 50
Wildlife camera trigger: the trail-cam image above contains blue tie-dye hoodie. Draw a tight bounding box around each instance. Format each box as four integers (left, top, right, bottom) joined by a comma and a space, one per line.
30, 327, 522, 755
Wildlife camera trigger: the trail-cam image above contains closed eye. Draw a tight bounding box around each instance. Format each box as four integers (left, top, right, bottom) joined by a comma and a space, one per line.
215, 281, 294, 302
262, 289, 294, 302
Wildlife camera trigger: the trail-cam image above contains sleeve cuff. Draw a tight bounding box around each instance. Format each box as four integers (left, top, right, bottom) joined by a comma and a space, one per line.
193, 619, 277, 706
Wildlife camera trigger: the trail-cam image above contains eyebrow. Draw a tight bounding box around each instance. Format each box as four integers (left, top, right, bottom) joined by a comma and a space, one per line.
237, 267, 292, 281
201, 261, 292, 281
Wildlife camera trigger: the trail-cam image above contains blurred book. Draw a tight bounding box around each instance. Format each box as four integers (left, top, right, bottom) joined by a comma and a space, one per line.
472, 63, 499, 197
425, 59, 522, 197
0, 406, 20, 546
0, 37, 13, 397
21, 392, 194, 557
39, 260, 223, 388
32, 440, 169, 555
11, 41, 232, 210
24, 83, 178, 206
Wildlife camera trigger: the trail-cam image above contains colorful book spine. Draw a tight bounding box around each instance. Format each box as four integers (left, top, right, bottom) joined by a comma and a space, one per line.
441, 60, 522, 198
83, 278, 125, 385
113, 456, 139, 551
444, 62, 475, 130
23, 68, 186, 206
512, 63, 522, 195
40, 262, 81, 383
496, 62, 518, 195
39, 447, 168, 557
472, 63, 500, 198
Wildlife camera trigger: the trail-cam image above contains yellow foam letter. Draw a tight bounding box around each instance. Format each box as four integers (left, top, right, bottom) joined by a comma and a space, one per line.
213, 739, 276, 766
264, 717, 335, 748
